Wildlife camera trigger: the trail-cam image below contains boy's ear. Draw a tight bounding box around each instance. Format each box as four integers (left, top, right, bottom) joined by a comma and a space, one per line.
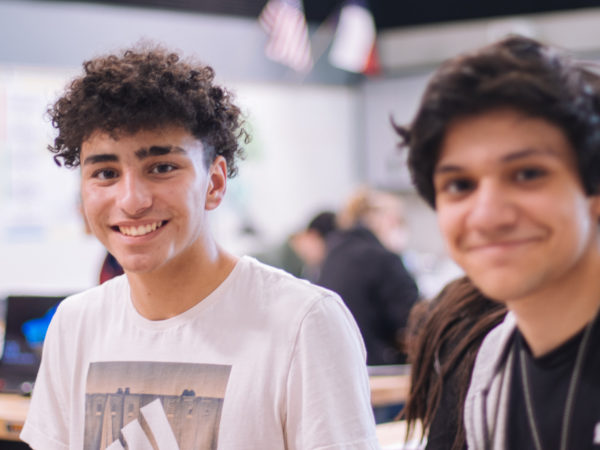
205, 156, 227, 211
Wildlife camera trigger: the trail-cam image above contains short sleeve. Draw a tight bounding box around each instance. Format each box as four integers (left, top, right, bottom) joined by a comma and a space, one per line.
20, 303, 71, 450
285, 293, 381, 450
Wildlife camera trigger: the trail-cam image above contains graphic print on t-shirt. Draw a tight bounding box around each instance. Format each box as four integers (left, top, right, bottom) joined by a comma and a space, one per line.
84, 361, 231, 450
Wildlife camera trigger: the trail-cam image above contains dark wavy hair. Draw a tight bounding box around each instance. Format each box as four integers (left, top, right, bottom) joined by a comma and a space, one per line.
402, 277, 506, 450
48, 44, 249, 177
394, 35, 600, 208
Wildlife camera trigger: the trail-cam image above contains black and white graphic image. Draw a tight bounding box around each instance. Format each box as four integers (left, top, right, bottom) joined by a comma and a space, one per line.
84, 361, 231, 450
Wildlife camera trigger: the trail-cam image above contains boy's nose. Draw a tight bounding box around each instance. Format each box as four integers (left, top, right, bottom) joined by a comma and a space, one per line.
116, 173, 152, 216
466, 181, 517, 232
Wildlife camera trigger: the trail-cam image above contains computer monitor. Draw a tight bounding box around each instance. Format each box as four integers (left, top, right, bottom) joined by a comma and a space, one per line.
0, 295, 65, 395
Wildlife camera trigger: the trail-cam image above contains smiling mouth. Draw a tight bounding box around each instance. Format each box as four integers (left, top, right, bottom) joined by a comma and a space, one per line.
113, 221, 166, 237
469, 237, 540, 251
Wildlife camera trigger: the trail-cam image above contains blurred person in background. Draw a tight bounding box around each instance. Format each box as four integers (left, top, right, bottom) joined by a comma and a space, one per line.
255, 211, 337, 281
318, 187, 419, 368
290, 210, 337, 281
251, 230, 305, 278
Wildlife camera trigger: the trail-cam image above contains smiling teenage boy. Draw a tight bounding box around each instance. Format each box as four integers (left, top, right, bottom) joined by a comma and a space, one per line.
20, 47, 379, 450
396, 36, 600, 449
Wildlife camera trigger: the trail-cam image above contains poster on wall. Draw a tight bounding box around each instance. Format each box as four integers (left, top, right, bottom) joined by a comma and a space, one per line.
0, 65, 82, 243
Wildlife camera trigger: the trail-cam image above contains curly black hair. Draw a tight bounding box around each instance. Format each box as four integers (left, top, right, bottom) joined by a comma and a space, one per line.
48, 44, 249, 177
394, 35, 600, 208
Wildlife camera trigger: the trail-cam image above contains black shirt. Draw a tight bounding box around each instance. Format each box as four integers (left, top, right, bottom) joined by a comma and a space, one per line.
507, 316, 600, 450
426, 367, 464, 450
317, 226, 419, 365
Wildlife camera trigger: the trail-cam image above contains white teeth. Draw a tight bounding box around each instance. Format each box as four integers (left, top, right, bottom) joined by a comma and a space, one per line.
119, 222, 163, 237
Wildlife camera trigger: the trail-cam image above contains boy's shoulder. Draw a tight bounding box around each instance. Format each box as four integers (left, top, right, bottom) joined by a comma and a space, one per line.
238, 256, 337, 297
470, 312, 517, 391
234, 256, 346, 314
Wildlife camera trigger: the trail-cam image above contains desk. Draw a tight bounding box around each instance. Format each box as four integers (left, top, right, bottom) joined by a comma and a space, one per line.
370, 373, 410, 407
369, 364, 411, 407
0, 394, 29, 441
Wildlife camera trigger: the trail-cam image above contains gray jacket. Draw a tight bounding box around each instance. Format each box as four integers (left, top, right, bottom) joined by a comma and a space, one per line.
464, 312, 517, 449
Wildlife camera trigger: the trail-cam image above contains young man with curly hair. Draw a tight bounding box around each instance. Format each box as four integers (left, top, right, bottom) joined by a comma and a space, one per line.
396, 36, 600, 449
20, 46, 379, 450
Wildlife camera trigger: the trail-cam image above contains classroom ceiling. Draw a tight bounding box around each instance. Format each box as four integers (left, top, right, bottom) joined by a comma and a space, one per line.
54, 0, 600, 30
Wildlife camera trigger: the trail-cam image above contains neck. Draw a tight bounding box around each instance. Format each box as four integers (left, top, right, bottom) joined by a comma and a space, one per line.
507, 250, 600, 357
125, 240, 238, 320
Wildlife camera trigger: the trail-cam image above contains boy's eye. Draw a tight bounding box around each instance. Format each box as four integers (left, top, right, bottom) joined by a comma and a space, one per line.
150, 163, 177, 174
444, 178, 475, 195
93, 168, 118, 180
514, 167, 546, 182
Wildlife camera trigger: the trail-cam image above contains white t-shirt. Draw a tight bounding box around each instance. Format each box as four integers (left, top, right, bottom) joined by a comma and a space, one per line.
21, 256, 380, 450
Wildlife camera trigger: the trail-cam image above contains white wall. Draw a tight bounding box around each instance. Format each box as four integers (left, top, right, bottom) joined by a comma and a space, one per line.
378, 7, 600, 72
361, 73, 433, 192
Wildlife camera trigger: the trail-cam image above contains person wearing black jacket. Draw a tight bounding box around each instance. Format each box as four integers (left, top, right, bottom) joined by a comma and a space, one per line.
317, 187, 419, 366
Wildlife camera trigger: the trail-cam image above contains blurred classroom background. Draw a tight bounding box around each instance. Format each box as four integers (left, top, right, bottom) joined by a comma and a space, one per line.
1, 0, 599, 300
1, 1, 600, 447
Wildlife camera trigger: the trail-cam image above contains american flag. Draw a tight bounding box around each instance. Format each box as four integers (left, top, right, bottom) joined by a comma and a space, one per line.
259, 0, 313, 73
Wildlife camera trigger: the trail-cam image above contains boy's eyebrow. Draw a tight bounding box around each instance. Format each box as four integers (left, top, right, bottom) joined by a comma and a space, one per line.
434, 164, 462, 175
82, 145, 188, 165
501, 148, 559, 162
82, 154, 119, 165
134, 145, 186, 159
434, 148, 560, 174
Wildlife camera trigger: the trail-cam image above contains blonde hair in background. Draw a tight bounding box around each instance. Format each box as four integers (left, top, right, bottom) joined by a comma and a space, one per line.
337, 186, 408, 253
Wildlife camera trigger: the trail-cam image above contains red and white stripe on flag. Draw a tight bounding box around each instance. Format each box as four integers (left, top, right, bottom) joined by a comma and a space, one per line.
259, 0, 313, 73
329, 0, 379, 74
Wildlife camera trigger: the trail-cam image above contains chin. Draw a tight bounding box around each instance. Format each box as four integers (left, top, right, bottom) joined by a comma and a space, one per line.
116, 257, 161, 275
468, 274, 530, 303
